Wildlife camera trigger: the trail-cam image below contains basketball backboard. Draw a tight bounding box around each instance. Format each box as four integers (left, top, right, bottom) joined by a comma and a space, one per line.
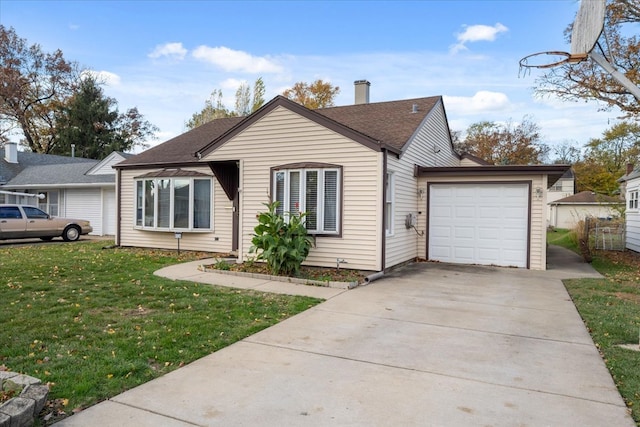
570, 0, 606, 61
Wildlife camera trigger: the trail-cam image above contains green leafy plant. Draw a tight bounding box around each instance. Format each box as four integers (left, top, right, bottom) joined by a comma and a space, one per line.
214, 259, 231, 270
249, 201, 313, 276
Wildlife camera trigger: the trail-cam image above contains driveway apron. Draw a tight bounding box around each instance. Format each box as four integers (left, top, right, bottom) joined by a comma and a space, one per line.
56, 247, 635, 426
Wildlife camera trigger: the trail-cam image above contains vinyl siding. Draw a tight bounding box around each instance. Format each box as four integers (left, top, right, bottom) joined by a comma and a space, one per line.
118, 167, 232, 253
207, 106, 381, 271
87, 152, 125, 175
385, 100, 459, 269
418, 174, 547, 270
626, 179, 640, 252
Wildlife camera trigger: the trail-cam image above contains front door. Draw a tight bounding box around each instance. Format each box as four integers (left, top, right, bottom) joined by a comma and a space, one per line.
209, 161, 240, 253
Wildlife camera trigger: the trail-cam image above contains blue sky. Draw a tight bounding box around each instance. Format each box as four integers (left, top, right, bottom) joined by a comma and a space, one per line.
1, 0, 621, 155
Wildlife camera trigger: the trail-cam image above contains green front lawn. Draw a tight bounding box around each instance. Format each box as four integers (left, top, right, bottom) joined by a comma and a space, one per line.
548, 229, 640, 424
0, 241, 322, 423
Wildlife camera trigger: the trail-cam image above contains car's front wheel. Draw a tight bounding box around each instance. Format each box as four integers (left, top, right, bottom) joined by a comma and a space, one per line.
62, 225, 81, 242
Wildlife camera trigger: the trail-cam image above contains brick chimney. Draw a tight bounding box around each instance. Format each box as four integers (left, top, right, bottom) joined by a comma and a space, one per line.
627, 163, 635, 176
4, 142, 18, 164
354, 80, 370, 104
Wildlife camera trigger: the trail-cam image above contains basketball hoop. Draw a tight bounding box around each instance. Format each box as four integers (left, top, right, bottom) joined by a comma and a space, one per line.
519, 51, 572, 69
518, 51, 577, 77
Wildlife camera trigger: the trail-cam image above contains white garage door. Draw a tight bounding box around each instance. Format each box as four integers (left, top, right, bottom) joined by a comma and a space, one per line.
429, 183, 529, 268
66, 189, 102, 235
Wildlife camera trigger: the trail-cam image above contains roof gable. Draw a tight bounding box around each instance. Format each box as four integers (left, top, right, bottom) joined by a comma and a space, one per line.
116, 94, 444, 169
86, 151, 133, 175
197, 95, 395, 158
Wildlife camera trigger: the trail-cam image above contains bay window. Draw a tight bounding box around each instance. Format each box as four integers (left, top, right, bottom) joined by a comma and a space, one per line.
135, 176, 212, 230
273, 165, 341, 235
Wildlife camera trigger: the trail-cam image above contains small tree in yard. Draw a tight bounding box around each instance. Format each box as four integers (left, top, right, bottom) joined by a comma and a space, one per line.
249, 201, 313, 276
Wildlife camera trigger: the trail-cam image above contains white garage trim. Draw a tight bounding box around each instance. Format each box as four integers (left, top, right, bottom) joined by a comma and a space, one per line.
428, 182, 531, 268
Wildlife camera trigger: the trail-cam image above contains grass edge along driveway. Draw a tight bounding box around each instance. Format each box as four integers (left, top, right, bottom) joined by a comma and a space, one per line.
0, 241, 322, 424
549, 228, 640, 425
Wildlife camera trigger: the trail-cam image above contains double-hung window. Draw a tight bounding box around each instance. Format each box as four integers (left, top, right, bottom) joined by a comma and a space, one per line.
385, 172, 394, 235
273, 164, 341, 235
629, 189, 639, 210
135, 172, 212, 231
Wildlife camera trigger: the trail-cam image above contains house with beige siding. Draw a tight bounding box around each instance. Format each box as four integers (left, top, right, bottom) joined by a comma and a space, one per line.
114, 81, 568, 271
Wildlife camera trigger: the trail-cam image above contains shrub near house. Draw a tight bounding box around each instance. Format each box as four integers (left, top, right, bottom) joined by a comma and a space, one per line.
250, 202, 313, 276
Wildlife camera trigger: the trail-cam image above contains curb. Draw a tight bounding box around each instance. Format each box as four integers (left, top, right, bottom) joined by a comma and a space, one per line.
0, 372, 49, 427
198, 265, 359, 290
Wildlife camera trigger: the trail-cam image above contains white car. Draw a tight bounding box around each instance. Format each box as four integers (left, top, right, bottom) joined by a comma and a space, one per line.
0, 204, 93, 241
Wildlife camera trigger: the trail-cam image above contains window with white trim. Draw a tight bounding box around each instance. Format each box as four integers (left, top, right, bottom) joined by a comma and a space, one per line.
629, 189, 639, 210
273, 168, 340, 234
385, 172, 394, 235
135, 177, 212, 230
38, 191, 59, 217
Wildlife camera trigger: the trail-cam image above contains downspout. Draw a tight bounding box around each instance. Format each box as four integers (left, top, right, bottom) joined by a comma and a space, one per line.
363, 151, 387, 285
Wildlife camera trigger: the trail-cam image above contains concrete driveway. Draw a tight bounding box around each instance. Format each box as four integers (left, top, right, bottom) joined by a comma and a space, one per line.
56, 247, 635, 426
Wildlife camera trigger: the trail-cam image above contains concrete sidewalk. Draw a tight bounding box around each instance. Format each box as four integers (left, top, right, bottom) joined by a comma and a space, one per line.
55, 247, 635, 426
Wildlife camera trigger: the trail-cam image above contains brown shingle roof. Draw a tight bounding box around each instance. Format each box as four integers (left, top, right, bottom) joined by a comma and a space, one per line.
316, 96, 441, 152
116, 95, 443, 169
117, 116, 244, 168
550, 191, 622, 204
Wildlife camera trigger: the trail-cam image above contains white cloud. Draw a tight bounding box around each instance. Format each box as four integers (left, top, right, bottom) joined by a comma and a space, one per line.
148, 42, 188, 60
443, 91, 511, 115
220, 78, 246, 90
82, 70, 121, 87
191, 45, 283, 73
451, 23, 508, 53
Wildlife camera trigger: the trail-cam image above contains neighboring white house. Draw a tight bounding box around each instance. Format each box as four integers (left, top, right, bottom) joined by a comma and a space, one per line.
114, 81, 569, 271
546, 169, 575, 226
619, 165, 640, 252
548, 190, 623, 229
1, 147, 130, 236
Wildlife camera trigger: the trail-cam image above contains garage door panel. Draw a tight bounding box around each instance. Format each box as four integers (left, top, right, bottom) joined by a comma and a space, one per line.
454, 226, 474, 239
429, 183, 529, 268
454, 206, 474, 219
431, 206, 452, 218
431, 226, 451, 238
453, 247, 474, 262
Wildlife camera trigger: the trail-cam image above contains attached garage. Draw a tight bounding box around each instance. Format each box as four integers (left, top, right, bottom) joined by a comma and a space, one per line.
428, 183, 529, 268
416, 164, 571, 271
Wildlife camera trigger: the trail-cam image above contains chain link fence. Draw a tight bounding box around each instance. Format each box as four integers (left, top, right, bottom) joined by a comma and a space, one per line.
586, 217, 626, 251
